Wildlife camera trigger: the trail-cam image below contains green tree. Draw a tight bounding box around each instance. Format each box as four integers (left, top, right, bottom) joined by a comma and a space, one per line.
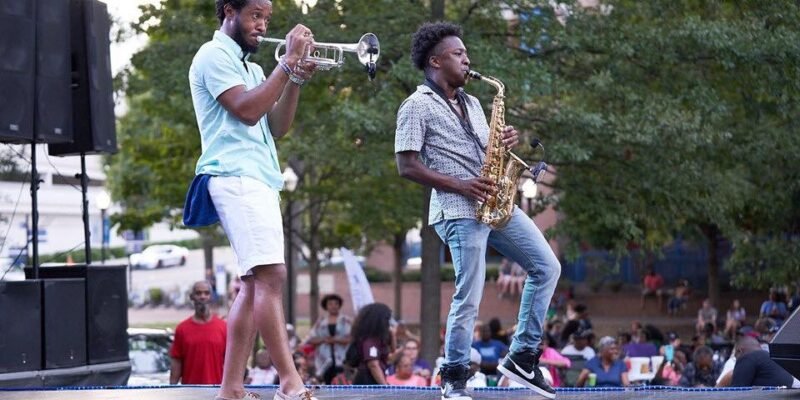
506, 0, 800, 302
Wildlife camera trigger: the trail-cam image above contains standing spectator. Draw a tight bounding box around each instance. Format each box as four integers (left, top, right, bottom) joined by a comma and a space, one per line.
576, 336, 629, 387
306, 294, 353, 384
667, 279, 690, 316
640, 267, 665, 310
345, 303, 393, 385
696, 299, 718, 334
731, 337, 800, 388
760, 291, 789, 326
248, 349, 278, 385
472, 324, 509, 376
679, 346, 723, 387
561, 329, 596, 361
723, 299, 747, 340
387, 356, 428, 386
169, 281, 227, 384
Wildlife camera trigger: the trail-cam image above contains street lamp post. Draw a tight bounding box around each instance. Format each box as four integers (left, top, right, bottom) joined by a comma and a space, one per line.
521, 178, 537, 216
282, 167, 299, 325
96, 190, 111, 264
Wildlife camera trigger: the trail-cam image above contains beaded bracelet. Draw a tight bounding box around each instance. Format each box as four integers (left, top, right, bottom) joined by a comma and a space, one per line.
279, 56, 305, 86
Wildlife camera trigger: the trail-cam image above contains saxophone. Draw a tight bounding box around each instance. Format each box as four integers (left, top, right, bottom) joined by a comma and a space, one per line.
468, 70, 529, 229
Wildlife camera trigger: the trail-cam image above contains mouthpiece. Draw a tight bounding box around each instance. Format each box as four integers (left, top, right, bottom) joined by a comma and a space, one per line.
466, 70, 483, 80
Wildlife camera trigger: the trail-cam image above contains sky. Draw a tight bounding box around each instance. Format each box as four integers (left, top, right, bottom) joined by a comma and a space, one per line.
105, 0, 159, 75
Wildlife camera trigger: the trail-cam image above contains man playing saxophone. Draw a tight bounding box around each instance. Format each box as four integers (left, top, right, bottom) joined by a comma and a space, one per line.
395, 22, 560, 400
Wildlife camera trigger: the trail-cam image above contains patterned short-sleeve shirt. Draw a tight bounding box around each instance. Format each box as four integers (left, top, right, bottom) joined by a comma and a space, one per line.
395, 84, 490, 225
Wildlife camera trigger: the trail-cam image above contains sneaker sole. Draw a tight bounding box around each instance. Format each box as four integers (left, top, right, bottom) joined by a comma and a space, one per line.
497, 364, 556, 399
440, 395, 472, 400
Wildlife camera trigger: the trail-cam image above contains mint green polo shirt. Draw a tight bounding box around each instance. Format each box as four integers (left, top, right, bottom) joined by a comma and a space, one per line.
189, 31, 283, 190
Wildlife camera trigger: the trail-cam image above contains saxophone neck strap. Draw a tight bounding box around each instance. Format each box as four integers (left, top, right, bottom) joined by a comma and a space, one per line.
423, 78, 483, 151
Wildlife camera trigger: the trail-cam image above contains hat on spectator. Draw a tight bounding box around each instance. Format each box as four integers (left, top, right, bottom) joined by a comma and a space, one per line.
574, 328, 593, 339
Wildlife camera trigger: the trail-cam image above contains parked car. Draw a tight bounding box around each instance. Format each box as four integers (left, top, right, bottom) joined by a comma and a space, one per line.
0, 259, 25, 281
127, 327, 173, 386
129, 245, 189, 270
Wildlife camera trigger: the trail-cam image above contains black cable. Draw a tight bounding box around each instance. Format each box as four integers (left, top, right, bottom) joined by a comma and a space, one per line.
0, 237, 33, 281
1, 143, 31, 165
44, 152, 82, 192
0, 173, 28, 269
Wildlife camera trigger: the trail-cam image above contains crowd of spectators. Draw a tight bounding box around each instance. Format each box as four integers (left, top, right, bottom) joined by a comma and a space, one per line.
168, 278, 800, 390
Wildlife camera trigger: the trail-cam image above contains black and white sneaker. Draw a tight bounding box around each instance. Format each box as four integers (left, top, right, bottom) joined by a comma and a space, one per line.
497, 350, 556, 399
439, 365, 472, 400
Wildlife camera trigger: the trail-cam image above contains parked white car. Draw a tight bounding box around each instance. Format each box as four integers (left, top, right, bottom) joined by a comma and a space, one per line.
129, 245, 189, 270
128, 327, 173, 386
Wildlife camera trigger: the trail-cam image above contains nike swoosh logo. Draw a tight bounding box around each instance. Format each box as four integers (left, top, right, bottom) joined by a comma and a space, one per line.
511, 359, 537, 380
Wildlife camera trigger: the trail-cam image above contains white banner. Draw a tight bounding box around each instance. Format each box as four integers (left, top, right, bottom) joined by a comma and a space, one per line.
340, 247, 374, 313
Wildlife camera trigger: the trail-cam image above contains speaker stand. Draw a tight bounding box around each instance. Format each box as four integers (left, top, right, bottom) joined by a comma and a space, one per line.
29, 143, 42, 278
76, 153, 92, 265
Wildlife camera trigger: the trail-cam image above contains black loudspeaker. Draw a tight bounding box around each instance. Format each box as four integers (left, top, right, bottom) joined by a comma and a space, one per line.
771, 306, 800, 378
43, 278, 87, 369
48, 0, 116, 156
35, 0, 73, 143
26, 265, 128, 365
0, 280, 42, 373
0, 0, 36, 143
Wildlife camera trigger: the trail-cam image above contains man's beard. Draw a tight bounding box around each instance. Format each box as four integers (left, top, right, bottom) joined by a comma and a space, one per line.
194, 301, 209, 316
232, 15, 259, 54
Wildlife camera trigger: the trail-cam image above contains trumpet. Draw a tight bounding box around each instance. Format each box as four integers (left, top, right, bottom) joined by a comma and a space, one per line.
257, 33, 380, 80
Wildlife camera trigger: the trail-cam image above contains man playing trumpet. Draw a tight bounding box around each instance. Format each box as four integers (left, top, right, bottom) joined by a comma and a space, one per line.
186, 1, 316, 399
395, 22, 560, 399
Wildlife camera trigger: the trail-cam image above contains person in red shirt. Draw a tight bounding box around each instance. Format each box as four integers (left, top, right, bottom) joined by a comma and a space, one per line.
640, 267, 665, 310
170, 280, 227, 384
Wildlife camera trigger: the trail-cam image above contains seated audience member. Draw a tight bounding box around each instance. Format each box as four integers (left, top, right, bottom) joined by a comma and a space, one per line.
547, 320, 565, 349
576, 336, 629, 387
561, 329, 596, 361
640, 267, 665, 310
488, 318, 510, 346
247, 349, 278, 385
387, 356, 428, 386
385, 338, 432, 383
679, 346, 723, 387
623, 329, 658, 358
667, 279, 690, 316
472, 324, 508, 376
466, 348, 488, 388
730, 337, 800, 388
653, 349, 687, 386
696, 299, 718, 334
723, 299, 747, 340
760, 291, 789, 326
539, 333, 571, 388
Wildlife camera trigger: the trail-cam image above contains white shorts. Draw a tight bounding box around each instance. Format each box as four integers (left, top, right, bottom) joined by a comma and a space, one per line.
208, 175, 285, 276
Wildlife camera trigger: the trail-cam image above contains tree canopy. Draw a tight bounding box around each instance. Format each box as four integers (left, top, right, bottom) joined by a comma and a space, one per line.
108, 0, 800, 306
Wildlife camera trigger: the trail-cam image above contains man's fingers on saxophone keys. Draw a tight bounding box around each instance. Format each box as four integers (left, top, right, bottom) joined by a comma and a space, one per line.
501, 125, 519, 148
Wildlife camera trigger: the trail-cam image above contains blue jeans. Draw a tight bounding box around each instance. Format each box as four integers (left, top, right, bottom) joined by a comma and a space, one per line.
434, 207, 561, 368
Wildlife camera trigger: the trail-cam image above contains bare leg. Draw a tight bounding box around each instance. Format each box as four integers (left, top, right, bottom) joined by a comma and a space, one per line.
251, 264, 306, 395
217, 276, 258, 399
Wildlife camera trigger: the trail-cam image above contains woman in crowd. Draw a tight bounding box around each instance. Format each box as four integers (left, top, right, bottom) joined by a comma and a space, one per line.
387, 356, 428, 386
345, 302, 393, 385
576, 336, 629, 387
306, 294, 353, 384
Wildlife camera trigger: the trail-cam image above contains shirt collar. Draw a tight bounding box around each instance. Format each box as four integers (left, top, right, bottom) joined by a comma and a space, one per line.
213, 30, 251, 62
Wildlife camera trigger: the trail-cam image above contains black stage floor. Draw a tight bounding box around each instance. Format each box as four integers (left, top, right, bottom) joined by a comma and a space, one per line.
0, 386, 798, 400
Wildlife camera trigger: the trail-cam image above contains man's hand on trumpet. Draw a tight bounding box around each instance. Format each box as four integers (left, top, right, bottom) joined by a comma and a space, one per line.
283, 24, 314, 69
